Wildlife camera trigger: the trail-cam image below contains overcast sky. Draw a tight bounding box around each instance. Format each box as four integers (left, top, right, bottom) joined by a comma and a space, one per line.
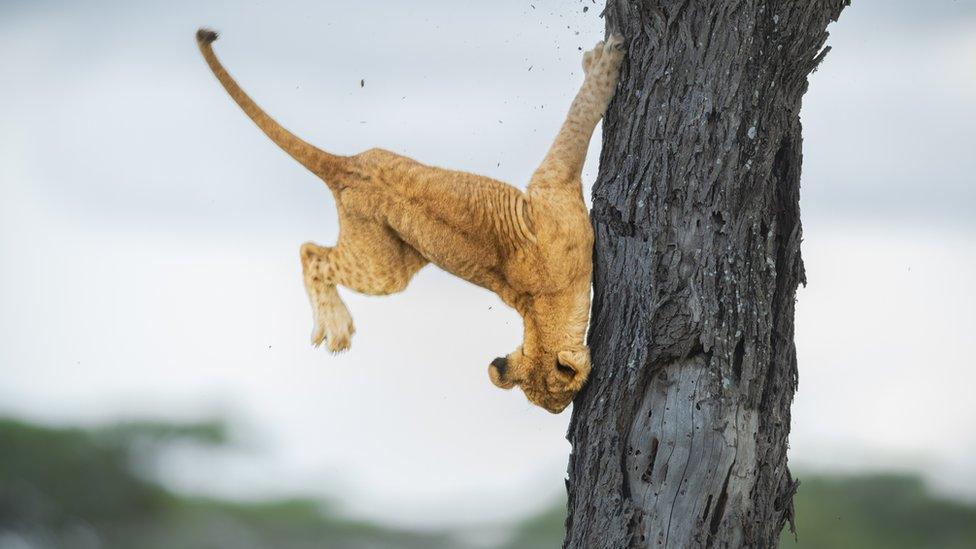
1, 0, 974, 528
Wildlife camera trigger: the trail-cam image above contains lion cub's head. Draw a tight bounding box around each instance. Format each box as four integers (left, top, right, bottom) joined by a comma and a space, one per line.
488, 345, 591, 413
486, 281, 592, 413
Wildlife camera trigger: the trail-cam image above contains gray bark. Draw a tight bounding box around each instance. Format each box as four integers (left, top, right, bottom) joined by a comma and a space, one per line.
565, 1, 848, 547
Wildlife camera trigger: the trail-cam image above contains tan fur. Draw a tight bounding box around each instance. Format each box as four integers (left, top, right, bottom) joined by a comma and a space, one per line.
196, 28, 624, 413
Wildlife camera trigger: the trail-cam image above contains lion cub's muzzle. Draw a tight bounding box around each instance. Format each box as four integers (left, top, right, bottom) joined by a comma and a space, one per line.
488, 356, 516, 389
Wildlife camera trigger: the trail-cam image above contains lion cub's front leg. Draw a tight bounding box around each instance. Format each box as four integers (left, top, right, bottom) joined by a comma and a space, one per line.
530, 35, 625, 186
582, 35, 626, 95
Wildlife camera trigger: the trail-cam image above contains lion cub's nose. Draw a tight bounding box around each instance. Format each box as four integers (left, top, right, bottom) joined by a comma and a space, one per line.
489, 356, 515, 389
490, 356, 508, 377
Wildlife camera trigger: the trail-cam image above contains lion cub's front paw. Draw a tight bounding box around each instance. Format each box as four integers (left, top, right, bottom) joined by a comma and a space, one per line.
582, 34, 626, 87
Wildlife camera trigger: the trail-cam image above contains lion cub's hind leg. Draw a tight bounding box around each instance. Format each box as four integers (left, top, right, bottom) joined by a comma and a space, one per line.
301, 243, 356, 352
300, 215, 427, 353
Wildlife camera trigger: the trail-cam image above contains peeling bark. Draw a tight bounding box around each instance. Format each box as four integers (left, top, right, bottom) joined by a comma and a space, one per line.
565, 1, 848, 547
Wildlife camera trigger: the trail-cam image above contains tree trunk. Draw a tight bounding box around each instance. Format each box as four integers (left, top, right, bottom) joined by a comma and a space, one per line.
565, 1, 848, 547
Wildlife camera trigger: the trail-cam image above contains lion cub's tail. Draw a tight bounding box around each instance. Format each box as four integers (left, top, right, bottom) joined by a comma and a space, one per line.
196, 28, 344, 183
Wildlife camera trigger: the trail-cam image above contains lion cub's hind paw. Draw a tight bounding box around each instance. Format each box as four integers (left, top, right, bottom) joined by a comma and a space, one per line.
323, 331, 352, 354
311, 308, 355, 354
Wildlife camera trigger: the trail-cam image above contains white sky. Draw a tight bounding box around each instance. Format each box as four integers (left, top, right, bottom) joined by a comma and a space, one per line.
1, 0, 974, 528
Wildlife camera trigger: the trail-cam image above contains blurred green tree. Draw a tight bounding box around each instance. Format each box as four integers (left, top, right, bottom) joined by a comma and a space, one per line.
3, 417, 975, 548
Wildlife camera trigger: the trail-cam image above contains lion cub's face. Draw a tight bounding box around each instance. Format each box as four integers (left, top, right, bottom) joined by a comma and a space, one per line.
488, 346, 591, 413
487, 280, 593, 413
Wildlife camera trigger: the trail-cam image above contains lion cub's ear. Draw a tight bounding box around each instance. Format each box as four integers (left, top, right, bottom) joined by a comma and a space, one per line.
556, 348, 591, 392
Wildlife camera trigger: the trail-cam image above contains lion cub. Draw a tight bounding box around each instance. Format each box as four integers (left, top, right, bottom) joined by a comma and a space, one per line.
197, 29, 625, 413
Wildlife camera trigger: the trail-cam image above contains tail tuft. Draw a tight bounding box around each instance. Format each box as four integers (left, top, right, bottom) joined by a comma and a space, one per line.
196, 28, 219, 45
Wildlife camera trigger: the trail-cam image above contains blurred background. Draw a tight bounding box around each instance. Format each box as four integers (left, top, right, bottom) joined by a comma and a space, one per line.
1, 0, 974, 547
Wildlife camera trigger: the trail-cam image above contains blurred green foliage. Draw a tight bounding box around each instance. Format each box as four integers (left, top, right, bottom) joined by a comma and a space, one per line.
780, 474, 976, 549
2, 417, 976, 548
0, 418, 453, 549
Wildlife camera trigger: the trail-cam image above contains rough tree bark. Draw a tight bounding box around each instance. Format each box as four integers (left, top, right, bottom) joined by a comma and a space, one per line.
565, 1, 848, 547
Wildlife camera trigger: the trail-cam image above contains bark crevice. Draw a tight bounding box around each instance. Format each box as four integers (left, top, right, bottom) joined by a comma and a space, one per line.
706, 460, 735, 547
